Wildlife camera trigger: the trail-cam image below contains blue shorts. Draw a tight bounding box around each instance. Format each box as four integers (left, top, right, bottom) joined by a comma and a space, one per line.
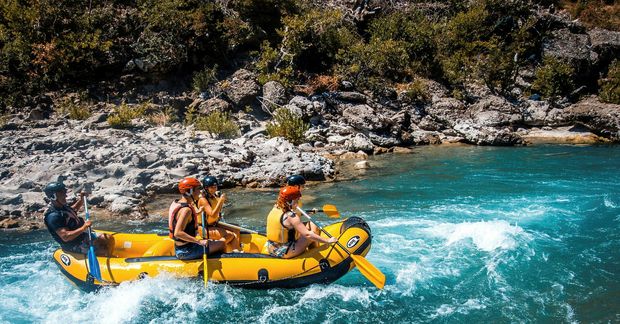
175, 242, 207, 260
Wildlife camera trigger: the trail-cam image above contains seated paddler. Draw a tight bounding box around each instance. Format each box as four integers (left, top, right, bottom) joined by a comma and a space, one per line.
43, 180, 113, 256
265, 186, 337, 258
169, 177, 225, 260
197, 176, 241, 253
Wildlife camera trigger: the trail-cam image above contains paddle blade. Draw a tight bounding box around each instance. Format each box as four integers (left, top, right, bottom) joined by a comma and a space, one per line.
203, 254, 208, 288
322, 204, 340, 218
87, 246, 102, 281
351, 255, 385, 289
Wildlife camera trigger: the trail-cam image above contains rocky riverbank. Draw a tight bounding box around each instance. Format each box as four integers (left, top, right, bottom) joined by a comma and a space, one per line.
1, 86, 618, 231
1, 5, 620, 231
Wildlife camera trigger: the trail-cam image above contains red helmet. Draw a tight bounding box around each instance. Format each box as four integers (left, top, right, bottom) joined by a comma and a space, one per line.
279, 186, 301, 202
178, 177, 202, 194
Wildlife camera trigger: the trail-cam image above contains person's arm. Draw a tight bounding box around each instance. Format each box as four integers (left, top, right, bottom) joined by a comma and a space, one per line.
70, 192, 88, 211
55, 220, 91, 242
203, 194, 226, 223
288, 213, 336, 244
174, 208, 206, 245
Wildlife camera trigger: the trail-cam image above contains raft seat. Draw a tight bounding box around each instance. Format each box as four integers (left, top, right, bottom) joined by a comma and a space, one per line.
142, 239, 174, 257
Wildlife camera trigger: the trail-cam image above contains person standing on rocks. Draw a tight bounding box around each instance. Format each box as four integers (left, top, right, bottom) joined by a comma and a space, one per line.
169, 177, 225, 260
197, 176, 241, 253
43, 181, 114, 256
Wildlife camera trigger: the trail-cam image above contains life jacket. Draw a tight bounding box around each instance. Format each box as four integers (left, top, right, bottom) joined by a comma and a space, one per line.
266, 205, 296, 244
168, 200, 198, 241
43, 204, 86, 247
199, 194, 220, 226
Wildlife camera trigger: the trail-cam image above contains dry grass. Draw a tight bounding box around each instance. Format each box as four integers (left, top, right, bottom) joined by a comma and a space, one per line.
560, 0, 620, 31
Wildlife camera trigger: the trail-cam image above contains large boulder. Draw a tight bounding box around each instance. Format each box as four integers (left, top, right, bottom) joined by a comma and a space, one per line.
426, 96, 467, 128
545, 96, 620, 140
588, 28, 620, 67
542, 28, 597, 78
467, 96, 521, 127
224, 69, 260, 108
453, 122, 523, 146
345, 133, 374, 152
342, 104, 391, 132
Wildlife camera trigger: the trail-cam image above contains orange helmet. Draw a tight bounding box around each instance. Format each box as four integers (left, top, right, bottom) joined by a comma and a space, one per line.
279, 186, 301, 202
178, 177, 202, 194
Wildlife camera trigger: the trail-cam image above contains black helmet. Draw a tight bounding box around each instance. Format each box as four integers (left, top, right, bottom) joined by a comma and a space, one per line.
202, 176, 219, 188
44, 181, 66, 199
286, 174, 306, 186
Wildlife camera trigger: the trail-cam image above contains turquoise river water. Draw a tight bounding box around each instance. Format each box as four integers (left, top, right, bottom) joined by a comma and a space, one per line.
1, 145, 619, 323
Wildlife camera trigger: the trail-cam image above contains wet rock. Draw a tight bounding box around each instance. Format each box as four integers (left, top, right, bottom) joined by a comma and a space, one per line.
354, 161, 370, 169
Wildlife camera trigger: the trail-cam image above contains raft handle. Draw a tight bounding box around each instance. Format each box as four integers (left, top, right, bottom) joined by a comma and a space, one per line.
258, 269, 269, 283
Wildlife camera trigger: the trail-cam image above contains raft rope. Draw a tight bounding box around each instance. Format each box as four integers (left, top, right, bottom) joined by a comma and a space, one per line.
226, 231, 349, 287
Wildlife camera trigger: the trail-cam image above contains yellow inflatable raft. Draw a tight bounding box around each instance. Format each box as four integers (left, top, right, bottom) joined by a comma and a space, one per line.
52, 217, 372, 291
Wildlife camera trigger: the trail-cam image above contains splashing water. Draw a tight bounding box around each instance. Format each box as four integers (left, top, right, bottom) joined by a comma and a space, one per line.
1, 145, 619, 323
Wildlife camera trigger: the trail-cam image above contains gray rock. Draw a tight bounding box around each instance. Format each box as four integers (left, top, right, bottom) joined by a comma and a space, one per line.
327, 135, 348, 144
0, 193, 22, 205
523, 100, 551, 126
201, 98, 232, 114
332, 91, 367, 103
225, 69, 260, 108
453, 122, 523, 146
588, 28, 620, 65
342, 104, 390, 132
345, 133, 374, 152
468, 96, 521, 127
543, 28, 597, 77
262, 81, 287, 111
354, 161, 370, 169
369, 133, 401, 147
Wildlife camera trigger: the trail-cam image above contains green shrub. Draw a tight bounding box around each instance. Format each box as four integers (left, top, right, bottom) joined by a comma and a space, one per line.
266, 107, 308, 145
254, 41, 294, 86
148, 106, 177, 127
57, 96, 92, 120
400, 79, 430, 104
0, 114, 10, 128
186, 109, 240, 139
435, 0, 535, 94
366, 11, 437, 77
255, 8, 357, 86
107, 102, 147, 128
532, 58, 575, 99
599, 60, 620, 104
192, 64, 218, 93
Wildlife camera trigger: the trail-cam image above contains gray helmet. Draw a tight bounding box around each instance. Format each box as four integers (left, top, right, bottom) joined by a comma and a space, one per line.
202, 176, 219, 188
286, 174, 306, 186
44, 181, 66, 199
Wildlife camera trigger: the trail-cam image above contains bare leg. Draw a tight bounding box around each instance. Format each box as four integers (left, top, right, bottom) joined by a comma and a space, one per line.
207, 240, 225, 255
282, 236, 313, 259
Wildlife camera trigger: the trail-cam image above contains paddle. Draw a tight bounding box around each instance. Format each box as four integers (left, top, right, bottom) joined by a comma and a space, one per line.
83, 196, 102, 282
201, 211, 208, 288
306, 204, 340, 218
296, 206, 386, 289
218, 222, 259, 234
